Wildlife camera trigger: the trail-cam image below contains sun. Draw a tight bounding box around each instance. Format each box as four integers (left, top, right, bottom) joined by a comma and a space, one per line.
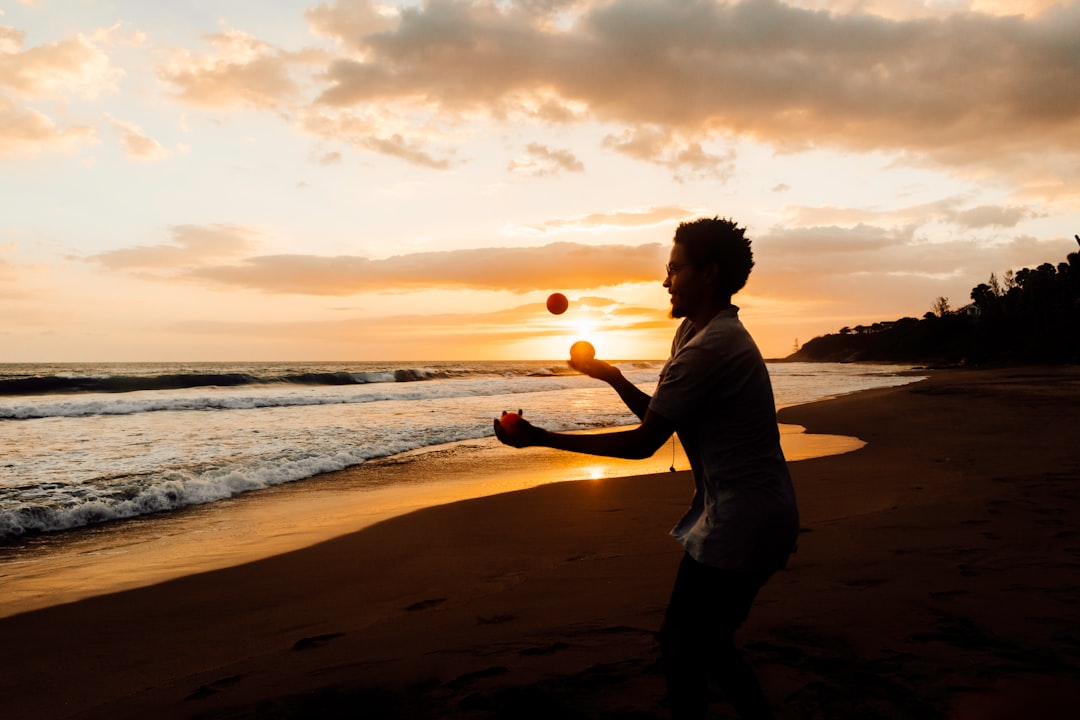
571, 319, 596, 342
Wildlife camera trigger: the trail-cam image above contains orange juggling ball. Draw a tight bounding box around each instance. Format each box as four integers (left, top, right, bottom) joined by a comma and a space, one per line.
570, 340, 595, 364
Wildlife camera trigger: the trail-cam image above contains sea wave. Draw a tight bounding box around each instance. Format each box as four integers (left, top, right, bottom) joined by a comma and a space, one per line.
0, 408, 637, 539
0, 448, 374, 538
0, 367, 459, 397
0, 362, 651, 398
0, 363, 661, 420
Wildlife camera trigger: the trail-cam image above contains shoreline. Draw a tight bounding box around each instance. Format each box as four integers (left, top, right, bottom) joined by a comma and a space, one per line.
1, 366, 1078, 718
0, 417, 863, 619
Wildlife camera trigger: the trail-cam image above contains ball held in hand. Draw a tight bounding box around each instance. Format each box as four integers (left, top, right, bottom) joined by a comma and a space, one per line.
569, 340, 595, 364
499, 409, 525, 436
546, 293, 569, 315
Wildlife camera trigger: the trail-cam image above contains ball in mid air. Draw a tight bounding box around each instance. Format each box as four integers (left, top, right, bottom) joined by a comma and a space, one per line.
569, 340, 595, 365
546, 293, 569, 315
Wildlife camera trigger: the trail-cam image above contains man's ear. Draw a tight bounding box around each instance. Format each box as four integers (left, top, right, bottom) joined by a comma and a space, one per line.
701, 261, 720, 289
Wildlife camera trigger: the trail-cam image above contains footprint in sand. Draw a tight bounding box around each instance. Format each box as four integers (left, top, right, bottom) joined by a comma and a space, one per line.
292, 632, 346, 651
405, 597, 447, 612
520, 641, 570, 656
184, 674, 245, 701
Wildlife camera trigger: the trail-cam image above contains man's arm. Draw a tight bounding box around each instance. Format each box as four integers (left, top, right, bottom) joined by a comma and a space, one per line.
570, 357, 651, 421
494, 408, 674, 460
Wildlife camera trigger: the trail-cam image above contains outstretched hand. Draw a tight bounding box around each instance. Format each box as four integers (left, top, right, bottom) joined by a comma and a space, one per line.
493, 410, 540, 448
568, 355, 620, 383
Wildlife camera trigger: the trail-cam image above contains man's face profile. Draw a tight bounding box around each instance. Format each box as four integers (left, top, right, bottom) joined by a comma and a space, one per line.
664, 244, 705, 320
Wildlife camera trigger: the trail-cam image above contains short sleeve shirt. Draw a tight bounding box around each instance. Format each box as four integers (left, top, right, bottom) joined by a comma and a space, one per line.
649, 307, 799, 573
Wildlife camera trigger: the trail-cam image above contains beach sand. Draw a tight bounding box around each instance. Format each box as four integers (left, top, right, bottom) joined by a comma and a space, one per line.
1, 366, 1078, 719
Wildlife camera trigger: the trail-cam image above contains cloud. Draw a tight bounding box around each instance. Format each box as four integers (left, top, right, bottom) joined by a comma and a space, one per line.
307, 0, 1080, 192
305, 0, 399, 50
758, 223, 913, 257
0, 21, 125, 157
299, 107, 453, 168
167, 293, 675, 354
0, 26, 21, 55
0, 93, 96, 156
603, 126, 736, 181
88, 224, 262, 270
782, 198, 1040, 230
185, 241, 668, 295
944, 204, 1036, 229
524, 205, 699, 233
105, 114, 170, 161
747, 223, 1074, 319
0, 21, 115, 156
158, 27, 301, 110
141, 1, 1080, 186
788, 1, 1061, 21
507, 142, 583, 176
0, 23, 122, 99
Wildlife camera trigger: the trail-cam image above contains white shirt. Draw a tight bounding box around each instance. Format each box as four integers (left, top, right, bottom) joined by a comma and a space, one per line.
649, 307, 799, 572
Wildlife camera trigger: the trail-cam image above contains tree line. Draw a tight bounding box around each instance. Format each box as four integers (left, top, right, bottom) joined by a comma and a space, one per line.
788, 235, 1080, 365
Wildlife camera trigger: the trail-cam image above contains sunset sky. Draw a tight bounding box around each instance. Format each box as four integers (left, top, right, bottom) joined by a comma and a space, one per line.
2, 0, 1078, 362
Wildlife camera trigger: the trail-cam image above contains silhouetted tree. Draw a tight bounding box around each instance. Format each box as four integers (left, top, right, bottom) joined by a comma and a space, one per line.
790, 235, 1080, 365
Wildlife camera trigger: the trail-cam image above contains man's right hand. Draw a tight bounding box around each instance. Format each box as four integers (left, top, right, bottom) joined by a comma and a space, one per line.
568, 356, 621, 384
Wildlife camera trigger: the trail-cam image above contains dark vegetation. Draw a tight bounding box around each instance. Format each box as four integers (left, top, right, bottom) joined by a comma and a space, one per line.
787, 236, 1080, 365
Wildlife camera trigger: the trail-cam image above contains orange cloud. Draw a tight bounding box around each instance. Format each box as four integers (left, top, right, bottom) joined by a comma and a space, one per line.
0, 93, 96, 156
945, 205, 1038, 229
507, 142, 583, 176
0, 20, 120, 157
302, 0, 1080, 189
789, 1, 1061, 21
299, 107, 453, 168
782, 199, 1040, 230
88, 224, 261, 270
0, 25, 121, 99
603, 126, 735, 182
105, 114, 170, 161
165, 293, 675, 360
305, 0, 399, 49
158, 27, 301, 110
523, 205, 699, 233
184, 241, 667, 295
750, 224, 1074, 312
146, 2, 1079, 191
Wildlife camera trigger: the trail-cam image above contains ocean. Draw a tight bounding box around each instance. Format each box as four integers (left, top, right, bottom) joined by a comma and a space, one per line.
0, 360, 922, 543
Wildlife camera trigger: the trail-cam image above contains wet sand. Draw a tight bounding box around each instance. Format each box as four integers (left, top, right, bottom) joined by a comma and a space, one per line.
1, 366, 1078, 719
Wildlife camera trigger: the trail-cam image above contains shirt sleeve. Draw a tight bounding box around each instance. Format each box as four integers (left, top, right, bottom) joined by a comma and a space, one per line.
649, 342, 760, 425
649, 346, 714, 424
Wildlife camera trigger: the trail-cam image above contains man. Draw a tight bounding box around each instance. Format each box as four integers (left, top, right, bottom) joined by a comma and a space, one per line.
494, 216, 798, 720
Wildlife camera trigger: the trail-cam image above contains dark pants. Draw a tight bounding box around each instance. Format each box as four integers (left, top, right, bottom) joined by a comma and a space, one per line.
661, 552, 775, 720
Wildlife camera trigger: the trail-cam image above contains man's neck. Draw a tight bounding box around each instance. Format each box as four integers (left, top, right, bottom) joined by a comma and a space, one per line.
689, 296, 733, 332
